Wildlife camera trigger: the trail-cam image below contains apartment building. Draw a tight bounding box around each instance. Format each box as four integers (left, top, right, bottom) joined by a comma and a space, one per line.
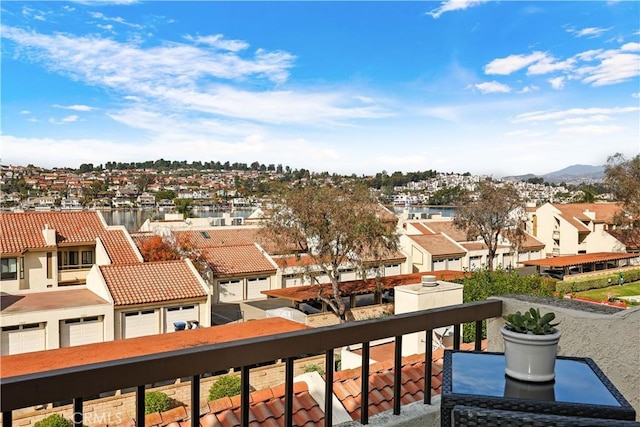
529, 203, 626, 256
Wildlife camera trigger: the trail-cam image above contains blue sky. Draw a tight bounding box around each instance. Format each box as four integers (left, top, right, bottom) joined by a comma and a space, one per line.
2, 1, 639, 177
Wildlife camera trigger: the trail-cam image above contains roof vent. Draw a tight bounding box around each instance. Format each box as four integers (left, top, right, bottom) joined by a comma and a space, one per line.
421, 275, 438, 287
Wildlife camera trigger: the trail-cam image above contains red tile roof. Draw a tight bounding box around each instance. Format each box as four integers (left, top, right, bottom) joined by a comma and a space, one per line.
409, 234, 466, 257
100, 260, 207, 306
0, 211, 141, 264
262, 271, 469, 302
199, 245, 277, 277
520, 252, 638, 268
552, 203, 621, 225
420, 220, 469, 242
173, 229, 261, 249
1, 317, 310, 379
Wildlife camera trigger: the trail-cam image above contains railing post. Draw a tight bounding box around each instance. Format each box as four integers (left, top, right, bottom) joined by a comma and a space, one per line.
361, 341, 370, 425
3, 411, 12, 427
73, 397, 83, 427
241, 366, 250, 427
324, 349, 334, 426
136, 385, 145, 427
191, 375, 200, 426
424, 330, 433, 405
453, 324, 461, 350
285, 357, 294, 427
393, 335, 402, 415
475, 320, 483, 351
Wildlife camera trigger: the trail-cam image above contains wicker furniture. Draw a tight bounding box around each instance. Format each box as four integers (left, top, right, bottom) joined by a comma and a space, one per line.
453, 405, 640, 426
441, 350, 636, 427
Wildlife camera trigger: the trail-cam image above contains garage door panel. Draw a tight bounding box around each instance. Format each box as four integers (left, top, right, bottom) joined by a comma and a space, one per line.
123, 310, 159, 339
60, 317, 104, 347
246, 278, 269, 300
219, 281, 243, 303
1, 324, 45, 355
165, 305, 199, 332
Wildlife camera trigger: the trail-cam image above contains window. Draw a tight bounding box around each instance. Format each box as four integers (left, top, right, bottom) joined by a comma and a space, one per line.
47, 252, 53, 279
1, 258, 17, 280
81, 251, 93, 265
58, 249, 94, 270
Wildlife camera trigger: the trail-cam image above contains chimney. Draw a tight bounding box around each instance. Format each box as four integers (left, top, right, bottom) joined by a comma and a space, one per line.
394, 276, 463, 357
42, 224, 57, 245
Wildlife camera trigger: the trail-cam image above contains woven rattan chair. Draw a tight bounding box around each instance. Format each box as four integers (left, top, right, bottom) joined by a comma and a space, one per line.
452, 405, 640, 427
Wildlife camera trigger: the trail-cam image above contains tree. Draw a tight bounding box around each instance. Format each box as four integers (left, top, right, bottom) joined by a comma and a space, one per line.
453, 180, 526, 271
261, 183, 398, 320
137, 235, 181, 262
605, 153, 640, 248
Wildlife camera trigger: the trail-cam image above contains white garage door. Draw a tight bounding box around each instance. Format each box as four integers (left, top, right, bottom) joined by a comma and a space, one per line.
123, 310, 159, 339
246, 277, 270, 300
432, 259, 446, 270
60, 316, 104, 347
283, 275, 302, 288
218, 280, 243, 302
384, 264, 401, 276
164, 305, 199, 332
1, 323, 46, 355
448, 259, 462, 270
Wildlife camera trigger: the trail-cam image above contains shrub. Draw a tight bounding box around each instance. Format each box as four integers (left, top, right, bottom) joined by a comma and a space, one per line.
556, 269, 640, 295
456, 268, 555, 342
145, 391, 170, 414
303, 363, 325, 375
209, 374, 242, 401
34, 414, 70, 427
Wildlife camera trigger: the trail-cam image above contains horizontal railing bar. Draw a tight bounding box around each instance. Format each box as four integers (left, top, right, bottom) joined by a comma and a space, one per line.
1, 300, 502, 411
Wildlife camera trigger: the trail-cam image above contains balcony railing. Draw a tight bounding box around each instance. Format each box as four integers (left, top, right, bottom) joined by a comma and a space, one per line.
1, 300, 503, 427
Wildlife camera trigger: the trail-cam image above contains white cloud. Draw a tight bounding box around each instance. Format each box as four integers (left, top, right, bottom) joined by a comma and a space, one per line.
61, 115, 79, 122
632, 93, 640, 98
548, 77, 565, 90
20, 110, 31, 115
567, 27, 610, 38
184, 34, 249, 52
89, 11, 143, 29
484, 51, 547, 75
578, 52, 640, 86
518, 85, 538, 94
474, 81, 511, 94
621, 42, 640, 52
53, 104, 96, 111
555, 115, 612, 125
513, 107, 640, 123
527, 57, 574, 75
426, 0, 488, 19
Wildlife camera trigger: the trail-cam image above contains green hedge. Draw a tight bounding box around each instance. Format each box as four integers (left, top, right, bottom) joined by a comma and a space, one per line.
145, 391, 170, 414
456, 269, 555, 342
209, 374, 242, 401
556, 269, 640, 294
34, 415, 71, 427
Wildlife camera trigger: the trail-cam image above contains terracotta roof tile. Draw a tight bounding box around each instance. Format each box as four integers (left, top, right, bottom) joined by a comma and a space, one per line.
409, 233, 466, 257
419, 220, 469, 242
0, 211, 140, 263
200, 245, 276, 277
161, 406, 188, 425
262, 271, 469, 302
100, 260, 207, 306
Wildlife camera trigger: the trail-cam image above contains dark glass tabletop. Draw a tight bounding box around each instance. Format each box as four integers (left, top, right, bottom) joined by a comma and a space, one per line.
451, 351, 620, 406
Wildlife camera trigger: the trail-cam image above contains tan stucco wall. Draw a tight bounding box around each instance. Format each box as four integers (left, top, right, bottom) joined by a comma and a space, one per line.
487, 296, 640, 420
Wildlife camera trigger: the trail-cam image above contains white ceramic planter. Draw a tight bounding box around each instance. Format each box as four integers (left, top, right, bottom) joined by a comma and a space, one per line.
501, 326, 561, 382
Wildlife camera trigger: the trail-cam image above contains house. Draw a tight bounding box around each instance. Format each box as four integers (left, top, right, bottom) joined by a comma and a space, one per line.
0, 211, 143, 355
529, 203, 626, 256
399, 218, 545, 271
86, 260, 211, 339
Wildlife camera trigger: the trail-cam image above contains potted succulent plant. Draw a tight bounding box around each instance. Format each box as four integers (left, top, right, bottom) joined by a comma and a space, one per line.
501, 307, 561, 383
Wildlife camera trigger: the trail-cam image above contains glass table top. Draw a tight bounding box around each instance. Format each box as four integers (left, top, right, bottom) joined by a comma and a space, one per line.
451, 351, 620, 407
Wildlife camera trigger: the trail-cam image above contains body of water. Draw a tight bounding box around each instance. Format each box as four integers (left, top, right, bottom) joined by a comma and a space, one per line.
393, 206, 456, 218
100, 208, 256, 232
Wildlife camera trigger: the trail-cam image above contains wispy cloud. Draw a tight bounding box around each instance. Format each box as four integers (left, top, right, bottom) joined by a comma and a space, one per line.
184, 34, 249, 52
426, 0, 488, 19
567, 27, 610, 38
474, 81, 511, 94
484, 43, 640, 87
88, 11, 143, 29
513, 107, 640, 123
0, 26, 387, 128
53, 104, 97, 111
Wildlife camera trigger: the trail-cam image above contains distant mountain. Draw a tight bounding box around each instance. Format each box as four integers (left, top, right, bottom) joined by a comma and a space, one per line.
542, 164, 605, 183
503, 164, 605, 184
